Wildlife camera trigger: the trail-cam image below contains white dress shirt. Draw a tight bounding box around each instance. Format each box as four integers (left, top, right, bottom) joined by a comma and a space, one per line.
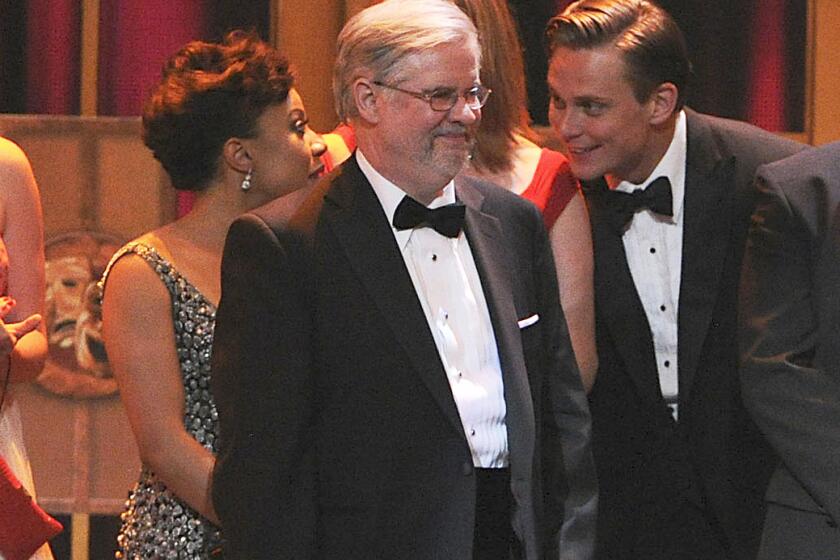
615, 110, 687, 418
357, 150, 508, 467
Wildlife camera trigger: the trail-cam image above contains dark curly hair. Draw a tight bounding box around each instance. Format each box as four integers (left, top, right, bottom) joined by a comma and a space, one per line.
142, 31, 294, 191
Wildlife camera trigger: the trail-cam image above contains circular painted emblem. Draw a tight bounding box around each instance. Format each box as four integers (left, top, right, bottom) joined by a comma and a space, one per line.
37, 230, 123, 399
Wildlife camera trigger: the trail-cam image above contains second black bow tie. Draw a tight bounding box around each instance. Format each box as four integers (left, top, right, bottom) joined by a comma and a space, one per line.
392, 196, 466, 238
601, 176, 673, 234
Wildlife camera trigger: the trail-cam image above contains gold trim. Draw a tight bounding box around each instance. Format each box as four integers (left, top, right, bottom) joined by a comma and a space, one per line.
811, 0, 840, 145
71, 513, 90, 560
777, 131, 809, 144
80, 0, 100, 116
270, 0, 282, 47
804, 0, 816, 144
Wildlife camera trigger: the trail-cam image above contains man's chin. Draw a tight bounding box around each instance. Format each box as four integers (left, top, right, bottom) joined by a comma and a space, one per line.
436, 153, 470, 178
568, 161, 604, 183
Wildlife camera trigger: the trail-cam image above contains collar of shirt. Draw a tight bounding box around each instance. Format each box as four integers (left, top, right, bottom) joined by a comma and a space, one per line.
615, 109, 687, 223
356, 149, 457, 251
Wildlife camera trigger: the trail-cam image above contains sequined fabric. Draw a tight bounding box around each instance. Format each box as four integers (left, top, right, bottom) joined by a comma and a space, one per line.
100, 242, 223, 559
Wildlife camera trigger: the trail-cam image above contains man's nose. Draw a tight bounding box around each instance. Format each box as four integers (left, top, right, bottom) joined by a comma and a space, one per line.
449, 96, 479, 125
556, 110, 583, 141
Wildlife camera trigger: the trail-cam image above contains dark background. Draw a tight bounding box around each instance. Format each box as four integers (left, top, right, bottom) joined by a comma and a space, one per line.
514, 0, 806, 130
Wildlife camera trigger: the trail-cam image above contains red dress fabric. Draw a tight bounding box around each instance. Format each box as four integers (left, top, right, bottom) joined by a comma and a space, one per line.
322, 123, 357, 174
520, 148, 580, 231
332, 123, 357, 153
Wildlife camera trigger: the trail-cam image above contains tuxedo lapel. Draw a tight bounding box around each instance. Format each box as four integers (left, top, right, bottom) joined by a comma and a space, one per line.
584, 179, 663, 406
457, 180, 535, 480
677, 112, 736, 401
322, 158, 466, 438
823, 205, 840, 346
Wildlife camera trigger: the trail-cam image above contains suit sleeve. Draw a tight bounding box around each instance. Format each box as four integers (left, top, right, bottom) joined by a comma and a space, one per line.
533, 208, 598, 560
739, 170, 840, 524
211, 214, 316, 559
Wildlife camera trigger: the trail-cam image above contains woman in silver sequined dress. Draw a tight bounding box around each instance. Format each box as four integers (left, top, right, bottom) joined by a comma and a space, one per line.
100, 31, 326, 559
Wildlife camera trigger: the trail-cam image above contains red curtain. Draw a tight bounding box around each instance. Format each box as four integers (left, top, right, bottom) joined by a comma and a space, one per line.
747, 0, 787, 131
14, 0, 798, 217
97, 0, 212, 214
97, 0, 210, 117
25, 0, 81, 114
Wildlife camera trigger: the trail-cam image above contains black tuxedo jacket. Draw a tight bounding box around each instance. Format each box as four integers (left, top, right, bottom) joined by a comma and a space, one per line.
740, 142, 840, 558
211, 156, 597, 560
582, 110, 803, 560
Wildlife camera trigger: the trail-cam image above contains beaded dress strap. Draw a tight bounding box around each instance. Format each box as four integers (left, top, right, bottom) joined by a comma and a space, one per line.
98, 241, 216, 310
98, 242, 173, 301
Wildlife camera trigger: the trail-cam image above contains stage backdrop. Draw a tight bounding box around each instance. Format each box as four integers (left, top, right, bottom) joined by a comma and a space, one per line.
0, 114, 175, 515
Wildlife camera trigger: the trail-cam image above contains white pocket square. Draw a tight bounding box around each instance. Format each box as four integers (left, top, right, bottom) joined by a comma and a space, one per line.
517, 314, 539, 329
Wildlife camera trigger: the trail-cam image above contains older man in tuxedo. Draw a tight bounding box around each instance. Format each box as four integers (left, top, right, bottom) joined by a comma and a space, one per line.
740, 142, 840, 560
210, 1, 597, 558
545, 1, 803, 558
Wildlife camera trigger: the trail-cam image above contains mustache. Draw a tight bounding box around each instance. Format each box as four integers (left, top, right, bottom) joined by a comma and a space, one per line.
433, 126, 472, 139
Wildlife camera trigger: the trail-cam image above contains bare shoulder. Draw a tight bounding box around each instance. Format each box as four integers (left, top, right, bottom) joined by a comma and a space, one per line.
553, 190, 589, 226
101, 254, 178, 367
104, 246, 167, 292
133, 230, 174, 259
102, 242, 171, 314
0, 137, 33, 172
0, 138, 40, 226
0, 138, 37, 194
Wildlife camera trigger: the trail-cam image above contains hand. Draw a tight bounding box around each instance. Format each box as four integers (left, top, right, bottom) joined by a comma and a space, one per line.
0, 295, 42, 356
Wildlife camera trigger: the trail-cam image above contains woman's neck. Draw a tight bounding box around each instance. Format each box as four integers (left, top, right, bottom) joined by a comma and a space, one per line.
467, 134, 542, 194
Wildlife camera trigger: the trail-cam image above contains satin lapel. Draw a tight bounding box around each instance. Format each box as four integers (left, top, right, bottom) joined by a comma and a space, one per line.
458, 181, 535, 480
824, 204, 840, 338
677, 113, 735, 401
323, 159, 465, 438
584, 179, 663, 406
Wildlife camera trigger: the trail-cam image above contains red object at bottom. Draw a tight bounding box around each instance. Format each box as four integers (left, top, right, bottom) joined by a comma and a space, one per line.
0, 456, 62, 560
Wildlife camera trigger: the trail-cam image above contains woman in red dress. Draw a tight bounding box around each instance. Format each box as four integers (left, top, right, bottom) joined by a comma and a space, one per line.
454, 0, 597, 391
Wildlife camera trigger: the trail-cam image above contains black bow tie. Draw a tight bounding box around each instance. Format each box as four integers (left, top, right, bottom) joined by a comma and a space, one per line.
392, 196, 466, 238
601, 176, 673, 234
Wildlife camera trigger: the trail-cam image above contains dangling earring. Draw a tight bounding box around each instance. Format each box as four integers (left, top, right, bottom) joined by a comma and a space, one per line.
240, 168, 253, 192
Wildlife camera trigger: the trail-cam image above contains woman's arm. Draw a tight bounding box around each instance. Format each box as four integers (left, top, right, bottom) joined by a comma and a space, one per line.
549, 192, 598, 392
102, 254, 218, 524
0, 138, 47, 384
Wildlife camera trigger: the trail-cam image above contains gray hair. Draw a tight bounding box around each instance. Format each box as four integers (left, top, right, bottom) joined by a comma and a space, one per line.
333, 0, 480, 122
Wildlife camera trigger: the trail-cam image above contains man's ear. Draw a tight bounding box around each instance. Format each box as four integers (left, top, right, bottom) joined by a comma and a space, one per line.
222, 137, 252, 174
649, 82, 679, 126
353, 78, 380, 124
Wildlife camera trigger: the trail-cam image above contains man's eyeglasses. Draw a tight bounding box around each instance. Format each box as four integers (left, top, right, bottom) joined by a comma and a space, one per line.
373, 81, 492, 112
